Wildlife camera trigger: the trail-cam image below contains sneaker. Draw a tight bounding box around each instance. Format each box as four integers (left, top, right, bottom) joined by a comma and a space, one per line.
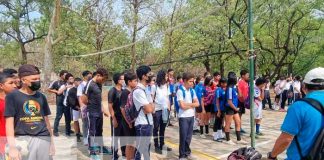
179, 158, 188, 160
69, 130, 75, 134
168, 123, 174, 127
161, 146, 172, 151
224, 140, 236, 145
101, 146, 112, 155
256, 132, 264, 136
155, 147, 163, 154
213, 138, 223, 142
237, 139, 248, 145
186, 154, 197, 160
200, 134, 207, 139
54, 132, 59, 137
83, 138, 88, 146
240, 129, 247, 134
90, 151, 100, 160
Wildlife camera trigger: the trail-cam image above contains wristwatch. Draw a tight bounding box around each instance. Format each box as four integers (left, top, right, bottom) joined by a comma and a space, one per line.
267, 152, 277, 160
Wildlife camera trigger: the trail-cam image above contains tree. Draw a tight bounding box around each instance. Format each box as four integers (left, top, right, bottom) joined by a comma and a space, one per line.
0, 0, 47, 64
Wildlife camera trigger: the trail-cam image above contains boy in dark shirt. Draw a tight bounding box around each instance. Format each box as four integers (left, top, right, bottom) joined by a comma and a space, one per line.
5, 64, 54, 160
106, 73, 126, 159
85, 68, 108, 156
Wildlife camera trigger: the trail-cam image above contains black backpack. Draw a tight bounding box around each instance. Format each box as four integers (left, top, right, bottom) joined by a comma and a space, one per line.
295, 98, 324, 160
227, 147, 262, 160
67, 87, 79, 111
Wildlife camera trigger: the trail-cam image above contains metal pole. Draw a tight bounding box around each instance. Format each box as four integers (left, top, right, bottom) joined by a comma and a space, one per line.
248, 0, 255, 148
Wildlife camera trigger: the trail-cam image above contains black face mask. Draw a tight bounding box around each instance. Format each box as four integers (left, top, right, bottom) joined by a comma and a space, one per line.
29, 81, 41, 91
146, 76, 153, 84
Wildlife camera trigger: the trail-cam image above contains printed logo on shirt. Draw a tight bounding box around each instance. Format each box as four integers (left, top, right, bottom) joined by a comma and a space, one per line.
21, 100, 43, 123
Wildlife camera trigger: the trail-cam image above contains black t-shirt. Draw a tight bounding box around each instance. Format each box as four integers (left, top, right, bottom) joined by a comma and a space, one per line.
49, 80, 65, 105
120, 89, 131, 109
108, 87, 123, 120
4, 90, 51, 136
85, 80, 102, 115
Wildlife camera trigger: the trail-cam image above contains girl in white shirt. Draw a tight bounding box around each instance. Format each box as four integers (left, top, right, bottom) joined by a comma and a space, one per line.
151, 70, 172, 153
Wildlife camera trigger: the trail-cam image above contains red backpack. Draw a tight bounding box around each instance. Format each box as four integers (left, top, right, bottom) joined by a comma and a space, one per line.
124, 87, 149, 125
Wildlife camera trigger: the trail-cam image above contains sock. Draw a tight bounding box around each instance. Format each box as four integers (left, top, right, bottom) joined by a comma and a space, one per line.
205, 125, 209, 134
236, 131, 241, 141
256, 124, 260, 133
225, 132, 230, 141
200, 126, 204, 135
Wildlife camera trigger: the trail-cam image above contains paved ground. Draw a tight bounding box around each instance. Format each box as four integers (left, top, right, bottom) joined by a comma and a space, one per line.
49, 102, 288, 160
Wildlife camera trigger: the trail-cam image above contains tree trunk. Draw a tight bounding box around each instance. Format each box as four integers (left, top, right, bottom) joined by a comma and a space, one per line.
20, 43, 27, 64
131, 0, 139, 71
43, 0, 60, 88
220, 61, 225, 77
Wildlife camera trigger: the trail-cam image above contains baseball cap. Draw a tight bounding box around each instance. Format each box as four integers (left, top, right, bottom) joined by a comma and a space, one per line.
18, 64, 40, 77
303, 67, 324, 85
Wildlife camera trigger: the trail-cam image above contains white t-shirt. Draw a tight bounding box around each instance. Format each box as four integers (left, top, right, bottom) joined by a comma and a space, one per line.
77, 81, 87, 97
151, 84, 170, 111
61, 85, 71, 107
284, 81, 292, 90
254, 87, 262, 108
176, 86, 197, 118
133, 83, 153, 126
293, 81, 301, 94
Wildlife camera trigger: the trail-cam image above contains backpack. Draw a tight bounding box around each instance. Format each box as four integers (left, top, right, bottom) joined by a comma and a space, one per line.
228, 147, 262, 160
295, 98, 324, 160
175, 86, 194, 113
67, 87, 79, 110
124, 87, 150, 125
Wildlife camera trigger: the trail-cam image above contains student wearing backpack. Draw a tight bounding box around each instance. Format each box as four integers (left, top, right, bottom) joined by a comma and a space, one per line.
224, 72, 248, 145
133, 65, 155, 160
120, 72, 138, 160
67, 77, 83, 142
213, 78, 227, 142
268, 67, 324, 160
106, 72, 126, 160
200, 76, 215, 138
77, 70, 92, 146
174, 75, 183, 117
85, 68, 109, 156
177, 72, 199, 160
151, 70, 172, 154
194, 76, 204, 135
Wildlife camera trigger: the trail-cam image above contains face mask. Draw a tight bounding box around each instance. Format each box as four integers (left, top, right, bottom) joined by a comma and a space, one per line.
146, 76, 153, 84
29, 81, 41, 91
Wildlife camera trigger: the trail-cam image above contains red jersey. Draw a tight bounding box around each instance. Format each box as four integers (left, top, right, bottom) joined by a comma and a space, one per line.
238, 79, 249, 102
0, 98, 6, 154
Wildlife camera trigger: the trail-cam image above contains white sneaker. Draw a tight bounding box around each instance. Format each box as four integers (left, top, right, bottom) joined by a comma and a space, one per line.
179, 158, 188, 160
83, 138, 88, 146
200, 134, 207, 139
237, 139, 248, 145
187, 154, 197, 160
224, 140, 236, 145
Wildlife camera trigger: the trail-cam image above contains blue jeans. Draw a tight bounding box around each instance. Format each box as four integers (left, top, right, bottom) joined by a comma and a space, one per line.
179, 117, 194, 158
135, 124, 153, 160
53, 104, 71, 134
153, 110, 167, 149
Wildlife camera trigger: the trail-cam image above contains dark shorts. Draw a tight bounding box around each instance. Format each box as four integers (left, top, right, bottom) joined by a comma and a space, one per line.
121, 119, 136, 145
238, 101, 246, 114
196, 105, 202, 113
225, 107, 238, 115
205, 104, 213, 113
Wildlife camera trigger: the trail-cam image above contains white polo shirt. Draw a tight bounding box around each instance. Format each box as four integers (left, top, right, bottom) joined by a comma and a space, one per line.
133, 83, 153, 126
151, 84, 170, 111
176, 86, 197, 118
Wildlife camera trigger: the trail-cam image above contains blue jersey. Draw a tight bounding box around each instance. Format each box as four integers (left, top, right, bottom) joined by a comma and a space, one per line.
225, 86, 239, 108
281, 90, 324, 160
194, 83, 204, 105
215, 87, 226, 111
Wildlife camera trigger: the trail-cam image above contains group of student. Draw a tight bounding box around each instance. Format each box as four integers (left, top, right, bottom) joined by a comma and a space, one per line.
0, 63, 309, 160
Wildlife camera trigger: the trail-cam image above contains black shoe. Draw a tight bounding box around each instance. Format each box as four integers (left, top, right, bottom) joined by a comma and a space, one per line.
165, 147, 172, 151
230, 127, 234, 129
66, 133, 71, 137
69, 130, 75, 134
101, 146, 112, 155
54, 132, 59, 137
155, 147, 163, 154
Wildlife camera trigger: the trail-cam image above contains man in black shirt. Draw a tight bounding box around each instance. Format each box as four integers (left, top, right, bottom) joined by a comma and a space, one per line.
5, 64, 54, 160
48, 70, 70, 137
106, 73, 125, 159
85, 68, 108, 156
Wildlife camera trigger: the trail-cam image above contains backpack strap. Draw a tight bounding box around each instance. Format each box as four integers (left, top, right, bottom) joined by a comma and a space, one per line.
189, 88, 194, 103
294, 98, 324, 159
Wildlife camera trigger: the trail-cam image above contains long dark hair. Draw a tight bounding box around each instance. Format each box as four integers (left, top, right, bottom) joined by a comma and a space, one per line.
204, 76, 213, 86
227, 71, 237, 87
156, 70, 167, 87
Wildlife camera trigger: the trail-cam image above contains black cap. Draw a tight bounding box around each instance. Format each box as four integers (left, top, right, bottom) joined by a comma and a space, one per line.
18, 64, 40, 77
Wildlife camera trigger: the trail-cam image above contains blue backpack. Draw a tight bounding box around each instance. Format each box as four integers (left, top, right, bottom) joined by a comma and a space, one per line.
175, 85, 194, 113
